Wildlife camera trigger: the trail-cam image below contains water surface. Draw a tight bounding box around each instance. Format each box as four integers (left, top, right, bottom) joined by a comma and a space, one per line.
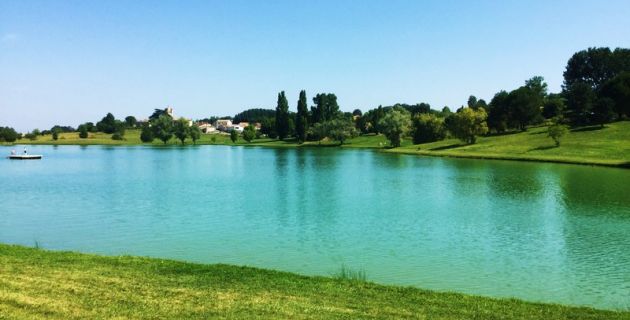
1, 145, 629, 310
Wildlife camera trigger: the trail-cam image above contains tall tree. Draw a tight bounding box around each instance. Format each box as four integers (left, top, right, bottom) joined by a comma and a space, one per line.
412, 113, 446, 144
487, 90, 510, 133
275, 91, 290, 140
378, 109, 412, 147
563, 47, 630, 90
173, 118, 190, 144
188, 125, 201, 144
507, 86, 542, 131
599, 71, 630, 118
96, 113, 117, 133
311, 93, 340, 123
153, 115, 174, 144
295, 90, 309, 143
140, 123, 154, 143
592, 98, 615, 127
446, 107, 489, 144
125, 116, 137, 128
565, 82, 596, 125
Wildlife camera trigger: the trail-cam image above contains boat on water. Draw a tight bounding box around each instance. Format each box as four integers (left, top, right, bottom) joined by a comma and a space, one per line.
7, 149, 42, 160
8, 154, 43, 160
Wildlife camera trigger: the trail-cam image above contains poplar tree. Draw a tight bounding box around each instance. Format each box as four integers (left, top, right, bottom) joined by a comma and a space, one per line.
275, 91, 290, 140
295, 90, 308, 143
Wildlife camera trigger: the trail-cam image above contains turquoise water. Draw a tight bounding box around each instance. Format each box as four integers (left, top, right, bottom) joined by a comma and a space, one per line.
1, 145, 629, 310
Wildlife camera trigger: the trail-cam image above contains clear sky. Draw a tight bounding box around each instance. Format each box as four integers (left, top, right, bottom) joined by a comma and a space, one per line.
1, 0, 630, 132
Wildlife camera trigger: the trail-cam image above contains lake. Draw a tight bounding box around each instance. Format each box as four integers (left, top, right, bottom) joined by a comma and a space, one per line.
1, 145, 629, 310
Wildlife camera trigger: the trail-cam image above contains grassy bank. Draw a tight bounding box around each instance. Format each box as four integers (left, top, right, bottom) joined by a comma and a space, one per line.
388, 121, 630, 167
9, 121, 630, 167
1, 244, 627, 319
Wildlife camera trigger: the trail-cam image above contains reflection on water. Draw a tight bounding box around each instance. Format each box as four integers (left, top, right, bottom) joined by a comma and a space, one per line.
0, 145, 629, 310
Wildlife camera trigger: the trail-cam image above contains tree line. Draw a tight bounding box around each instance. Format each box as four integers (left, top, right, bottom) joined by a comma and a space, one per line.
2, 47, 628, 148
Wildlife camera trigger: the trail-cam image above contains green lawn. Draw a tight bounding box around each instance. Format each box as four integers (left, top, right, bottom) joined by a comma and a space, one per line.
10, 121, 630, 167
389, 121, 630, 167
1, 244, 627, 319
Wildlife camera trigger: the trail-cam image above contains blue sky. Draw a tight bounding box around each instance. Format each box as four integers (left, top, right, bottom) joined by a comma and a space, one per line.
1, 0, 630, 132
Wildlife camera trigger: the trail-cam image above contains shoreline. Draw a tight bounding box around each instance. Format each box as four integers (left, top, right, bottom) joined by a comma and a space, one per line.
1, 243, 627, 319
5, 138, 630, 169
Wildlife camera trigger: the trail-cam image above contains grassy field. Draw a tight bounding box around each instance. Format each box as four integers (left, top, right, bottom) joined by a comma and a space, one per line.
9, 121, 630, 167
1, 244, 627, 319
389, 121, 630, 167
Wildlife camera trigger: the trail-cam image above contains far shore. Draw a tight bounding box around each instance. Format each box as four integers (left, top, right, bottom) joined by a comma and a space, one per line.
4, 121, 630, 169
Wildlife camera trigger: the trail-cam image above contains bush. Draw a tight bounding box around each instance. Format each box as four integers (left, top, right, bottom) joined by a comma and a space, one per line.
78, 125, 89, 139
140, 125, 154, 143
111, 132, 124, 140
24, 133, 38, 141
242, 125, 256, 142
230, 129, 238, 143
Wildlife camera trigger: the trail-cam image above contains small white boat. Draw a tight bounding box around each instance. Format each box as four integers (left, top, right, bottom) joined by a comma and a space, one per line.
8, 154, 42, 160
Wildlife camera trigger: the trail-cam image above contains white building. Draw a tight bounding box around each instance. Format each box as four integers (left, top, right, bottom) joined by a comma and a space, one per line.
214, 119, 233, 131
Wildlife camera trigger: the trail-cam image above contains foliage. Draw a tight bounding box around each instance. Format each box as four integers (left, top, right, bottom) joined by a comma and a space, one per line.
487, 77, 546, 132
592, 98, 616, 127
24, 130, 38, 141
260, 118, 276, 138
242, 124, 256, 142
140, 124, 154, 143
96, 113, 117, 134
563, 47, 630, 90
542, 95, 565, 119
173, 118, 190, 144
149, 108, 169, 121
52, 129, 59, 140
314, 118, 358, 145
189, 125, 201, 144
230, 129, 238, 143
275, 91, 290, 140
357, 105, 386, 134
378, 109, 412, 147
412, 113, 446, 144
295, 90, 309, 143
565, 82, 595, 125
111, 132, 124, 140
233, 108, 275, 123
311, 93, 340, 124
0, 126, 19, 143
446, 107, 488, 144
78, 125, 89, 138
43, 125, 75, 135
547, 123, 568, 147
487, 91, 510, 132
599, 71, 630, 118
153, 115, 174, 144
125, 116, 137, 128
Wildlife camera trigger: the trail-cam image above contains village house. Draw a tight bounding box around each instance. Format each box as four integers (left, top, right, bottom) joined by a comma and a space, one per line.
197, 123, 216, 133
214, 119, 233, 131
